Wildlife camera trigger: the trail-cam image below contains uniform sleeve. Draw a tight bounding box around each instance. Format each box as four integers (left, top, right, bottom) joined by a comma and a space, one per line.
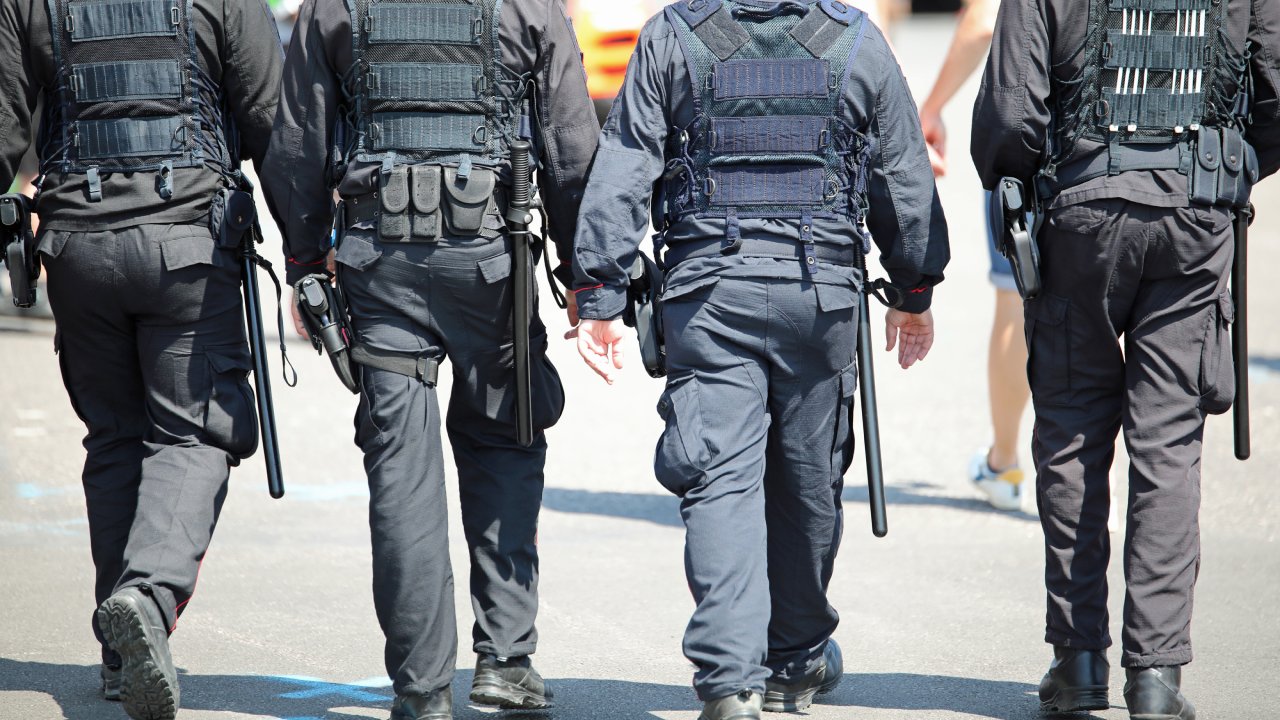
860, 28, 950, 314
1247, 0, 1280, 180
970, 0, 1052, 189
223, 0, 284, 169
261, 0, 341, 285
0, 0, 36, 191
571, 15, 671, 321
532, 0, 600, 286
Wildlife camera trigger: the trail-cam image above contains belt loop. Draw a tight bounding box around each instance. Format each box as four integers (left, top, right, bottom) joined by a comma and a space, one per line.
157, 161, 174, 200
417, 356, 439, 387
86, 166, 102, 203
800, 211, 816, 275
722, 208, 742, 254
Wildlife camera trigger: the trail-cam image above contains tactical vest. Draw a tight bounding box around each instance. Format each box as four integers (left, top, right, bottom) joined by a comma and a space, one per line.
662, 0, 873, 241
41, 0, 234, 201
342, 0, 520, 173
1044, 0, 1257, 204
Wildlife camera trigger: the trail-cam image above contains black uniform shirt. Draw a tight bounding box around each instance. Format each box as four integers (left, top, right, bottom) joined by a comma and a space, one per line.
0, 0, 284, 229
570, 1, 950, 320
263, 0, 600, 285
972, 0, 1280, 207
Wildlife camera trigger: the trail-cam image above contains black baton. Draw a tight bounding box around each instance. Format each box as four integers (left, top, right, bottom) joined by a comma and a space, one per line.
507, 140, 535, 447
857, 250, 888, 538
1232, 204, 1252, 461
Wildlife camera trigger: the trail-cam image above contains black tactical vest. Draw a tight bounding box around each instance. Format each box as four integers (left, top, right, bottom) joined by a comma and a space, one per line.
342, 0, 520, 173
662, 0, 874, 234
1044, 0, 1257, 203
41, 0, 235, 201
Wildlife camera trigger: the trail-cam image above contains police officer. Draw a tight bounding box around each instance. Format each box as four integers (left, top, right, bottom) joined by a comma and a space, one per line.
0, 0, 282, 716
260, 0, 598, 716
571, 1, 948, 717
972, 1, 1279, 717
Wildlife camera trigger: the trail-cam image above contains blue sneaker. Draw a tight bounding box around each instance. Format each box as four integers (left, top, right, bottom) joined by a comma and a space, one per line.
969, 447, 1025, 511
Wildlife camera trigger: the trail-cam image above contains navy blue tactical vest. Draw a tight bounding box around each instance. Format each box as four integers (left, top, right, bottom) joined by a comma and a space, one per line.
342, 0, 522, 174
41, 0, 235, 201
662, 0, 873, 240
1044, 0, 1257, 203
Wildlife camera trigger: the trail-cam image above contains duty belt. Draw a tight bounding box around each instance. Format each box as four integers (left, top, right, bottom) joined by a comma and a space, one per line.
663, 236, 858, 269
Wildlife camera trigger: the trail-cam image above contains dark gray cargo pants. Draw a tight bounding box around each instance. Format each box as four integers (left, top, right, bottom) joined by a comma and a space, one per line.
656, 274, 859, 701
1028, 199, 1235, 668
335, 230, 564, 697
40, 222, 257, 653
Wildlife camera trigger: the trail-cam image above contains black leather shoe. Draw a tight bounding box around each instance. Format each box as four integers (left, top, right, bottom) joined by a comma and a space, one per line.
469, 654, 552, 709
763, 639, 843, 712
97, 586, 178, 720
390, 686, 452, 720
700, 689, 763, 720
1124, 667, 1195, 720
1039, 646, 1109, 715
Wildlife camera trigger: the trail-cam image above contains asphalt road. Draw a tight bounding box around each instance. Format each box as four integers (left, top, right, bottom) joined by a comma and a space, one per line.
2, 15, 1278, 720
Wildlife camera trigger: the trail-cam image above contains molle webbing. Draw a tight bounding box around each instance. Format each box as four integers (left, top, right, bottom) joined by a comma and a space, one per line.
44, 0, 226, 196
665, 0, 870, 221
346, 0, 511, 166
1090, 0, 1226, 136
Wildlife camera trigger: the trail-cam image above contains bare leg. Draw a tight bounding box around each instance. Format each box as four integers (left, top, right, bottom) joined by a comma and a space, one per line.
987, 288, 1030, 472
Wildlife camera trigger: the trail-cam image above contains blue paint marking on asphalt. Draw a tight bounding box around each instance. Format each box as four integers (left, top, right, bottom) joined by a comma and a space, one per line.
280, 482, 369, 502
1249, 362, 1276, 383
269, 675, 392, 702
15, 483, 75, 499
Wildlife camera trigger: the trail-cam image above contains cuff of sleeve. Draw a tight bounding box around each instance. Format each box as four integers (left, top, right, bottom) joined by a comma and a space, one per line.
285, 257, 327, 286
894, 285, 933, 314
574, 283, 628, 321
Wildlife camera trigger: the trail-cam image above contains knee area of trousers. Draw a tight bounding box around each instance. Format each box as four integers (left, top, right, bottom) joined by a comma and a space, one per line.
202, 344, 259, 459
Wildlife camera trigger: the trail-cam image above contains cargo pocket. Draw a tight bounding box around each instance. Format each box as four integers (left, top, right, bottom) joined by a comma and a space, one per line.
410, 164, 442, 240
1198, 291, 1235, 415
442, 165, 496, 235
334, 233, 383, 272
379, 166, 410, 240
1025, 293, 1073, 407
532, 344, 566, 431
37, 229, 71, 262
161, 227, 232, 271
831, 360, 858, 477
204, 344, 259, 460
654, 371, 709, 497
54, 331, 89, 424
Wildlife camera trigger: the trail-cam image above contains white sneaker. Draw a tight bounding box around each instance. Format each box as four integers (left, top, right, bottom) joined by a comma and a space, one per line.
969, 447, 1026, 511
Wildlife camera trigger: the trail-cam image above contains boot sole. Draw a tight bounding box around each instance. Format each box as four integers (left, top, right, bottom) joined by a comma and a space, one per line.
763, 671, 840, 712
470, 680, 552, 710
1040, 685, 1109, 715
98, 596, 177, 720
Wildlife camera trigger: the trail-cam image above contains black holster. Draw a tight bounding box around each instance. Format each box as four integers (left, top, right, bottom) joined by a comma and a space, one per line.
295, 274, 359, 394
988, 177, 1042, 300
623, 252, 666, 378
1, 194, 39, 308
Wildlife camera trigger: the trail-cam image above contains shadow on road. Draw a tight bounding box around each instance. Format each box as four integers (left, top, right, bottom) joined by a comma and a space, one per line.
0, 659, 1093, 719
543, 480, 1038, 530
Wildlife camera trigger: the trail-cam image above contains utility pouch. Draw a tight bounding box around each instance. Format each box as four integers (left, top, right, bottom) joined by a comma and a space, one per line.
1189, 128, 1221, 206
1217, 127, 1257, 208
218, 189, 257, 250
409, 164, 441, 240
379, 166, 411, 240
442, 165, 496, 235
0, 194, 39, 308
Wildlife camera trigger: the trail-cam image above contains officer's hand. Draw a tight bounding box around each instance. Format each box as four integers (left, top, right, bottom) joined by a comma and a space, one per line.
884, 308, 934, 369
920, 109, 947, 177
566, 290, 580, 327
289, 289, 308, 339
326, 248, 336, 275
575, 318, 627, 384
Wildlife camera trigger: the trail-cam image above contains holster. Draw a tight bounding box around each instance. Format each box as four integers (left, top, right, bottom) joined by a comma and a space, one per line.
295, 274, 359, 394
988, 177, 1042, 300
0, 194, 40, 308
623, 252, 667, 378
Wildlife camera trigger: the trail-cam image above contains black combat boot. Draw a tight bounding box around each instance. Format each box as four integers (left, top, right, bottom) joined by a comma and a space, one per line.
1039, 646, 1109, 714
763, 639, 843, 712
701, 689, 764, 720
1124, 666, 1195, 720
97, 586, 178, 720
469, 654, 553, 709
390, 686, 452, 720
101, 647, 122, 702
